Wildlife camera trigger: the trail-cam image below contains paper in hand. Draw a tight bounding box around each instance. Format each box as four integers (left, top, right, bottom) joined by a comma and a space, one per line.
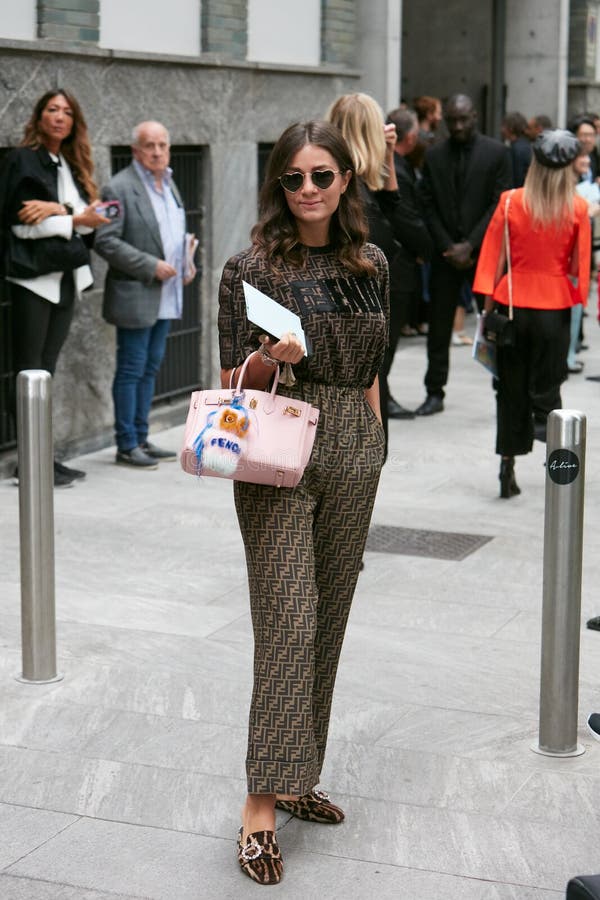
243, 281, 309, 356
185, 233, 199, 280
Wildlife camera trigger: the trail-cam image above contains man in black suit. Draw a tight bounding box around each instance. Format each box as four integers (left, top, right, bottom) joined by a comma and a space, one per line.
383, 107, 433, 419
414, 94, 511, 415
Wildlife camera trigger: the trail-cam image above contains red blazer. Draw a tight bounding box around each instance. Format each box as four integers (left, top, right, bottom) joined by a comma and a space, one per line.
473, 188, 591, 310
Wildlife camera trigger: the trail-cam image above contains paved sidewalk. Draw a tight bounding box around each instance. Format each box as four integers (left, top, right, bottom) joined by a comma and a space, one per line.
1, 309, 600, 899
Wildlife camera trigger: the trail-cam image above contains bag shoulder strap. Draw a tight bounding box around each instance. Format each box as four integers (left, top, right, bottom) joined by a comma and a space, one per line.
504, 190, 515, 321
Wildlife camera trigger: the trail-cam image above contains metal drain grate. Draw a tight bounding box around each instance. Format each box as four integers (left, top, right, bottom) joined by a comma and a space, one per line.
365, 525, 493, 561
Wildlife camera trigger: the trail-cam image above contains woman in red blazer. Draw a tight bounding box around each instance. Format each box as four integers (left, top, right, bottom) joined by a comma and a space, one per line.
473, 130, 590, 498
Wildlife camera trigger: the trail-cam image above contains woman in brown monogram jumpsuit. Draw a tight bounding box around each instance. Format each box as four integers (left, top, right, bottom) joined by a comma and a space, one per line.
218, 121, 388, 885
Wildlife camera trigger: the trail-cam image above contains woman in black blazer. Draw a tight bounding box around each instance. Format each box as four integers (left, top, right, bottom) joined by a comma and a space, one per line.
1, 89, 108, 485
327, 92, 432, 456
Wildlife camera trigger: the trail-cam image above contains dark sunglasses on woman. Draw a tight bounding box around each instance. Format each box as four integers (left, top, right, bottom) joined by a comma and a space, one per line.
279, 170, 342, 193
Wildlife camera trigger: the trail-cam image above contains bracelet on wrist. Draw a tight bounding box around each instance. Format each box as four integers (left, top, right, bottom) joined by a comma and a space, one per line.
257, 344, 280, 368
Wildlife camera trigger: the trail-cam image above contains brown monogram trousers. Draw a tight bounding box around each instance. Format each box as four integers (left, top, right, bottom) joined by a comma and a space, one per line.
234, 384, 385, 795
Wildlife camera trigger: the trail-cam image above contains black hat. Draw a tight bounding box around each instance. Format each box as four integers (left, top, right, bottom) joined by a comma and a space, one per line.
533, 129, 581, 168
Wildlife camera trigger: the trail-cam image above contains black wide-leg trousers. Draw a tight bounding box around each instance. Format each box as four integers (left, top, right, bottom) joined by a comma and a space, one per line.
495, 305, 570, 456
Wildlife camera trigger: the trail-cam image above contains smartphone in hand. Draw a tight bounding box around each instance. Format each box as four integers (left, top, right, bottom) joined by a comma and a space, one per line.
95, 200, 121, 219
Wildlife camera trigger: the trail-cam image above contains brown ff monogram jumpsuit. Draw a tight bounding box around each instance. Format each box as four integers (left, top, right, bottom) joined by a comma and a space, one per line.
218, 242, 388, 796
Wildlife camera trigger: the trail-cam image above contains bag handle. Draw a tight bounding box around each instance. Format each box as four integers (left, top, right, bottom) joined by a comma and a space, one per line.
228, 352, 281, 408
504, 190, 515, 321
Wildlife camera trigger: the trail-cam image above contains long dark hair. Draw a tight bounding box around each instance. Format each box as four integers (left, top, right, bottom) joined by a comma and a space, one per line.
20, 89, 97, 200
251, 121, 375, 275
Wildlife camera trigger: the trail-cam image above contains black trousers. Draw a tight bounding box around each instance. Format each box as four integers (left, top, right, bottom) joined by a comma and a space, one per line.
424, 259, 475, 398
495, 305, 570, 456
378, 289, 416, 461
9, 274, 75, 418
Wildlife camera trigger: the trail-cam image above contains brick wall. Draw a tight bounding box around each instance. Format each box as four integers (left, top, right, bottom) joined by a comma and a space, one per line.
201, 0, 247, 58
37, 0, 100, 43
321, 0, 356, 66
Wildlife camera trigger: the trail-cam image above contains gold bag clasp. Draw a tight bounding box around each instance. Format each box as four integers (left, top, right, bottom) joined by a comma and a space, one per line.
283, 405, 301, 417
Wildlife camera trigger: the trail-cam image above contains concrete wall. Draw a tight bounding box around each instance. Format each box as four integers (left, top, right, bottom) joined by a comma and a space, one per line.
401, 0, 492, 116
505, 0, 569, 127
356, 0, 401, 112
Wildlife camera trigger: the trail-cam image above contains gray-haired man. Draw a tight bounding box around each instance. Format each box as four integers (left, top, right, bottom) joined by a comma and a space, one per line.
95, 121, 196, 467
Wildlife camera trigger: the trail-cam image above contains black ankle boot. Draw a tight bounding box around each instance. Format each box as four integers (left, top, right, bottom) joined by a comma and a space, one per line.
499, 457, 520, 498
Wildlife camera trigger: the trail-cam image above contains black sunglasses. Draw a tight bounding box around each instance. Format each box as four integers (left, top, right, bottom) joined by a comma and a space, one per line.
279, 170, 342, 193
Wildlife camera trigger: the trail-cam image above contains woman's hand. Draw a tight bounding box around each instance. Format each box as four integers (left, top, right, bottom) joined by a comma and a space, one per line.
262, 332, 305, 365
382, 123, 399, 191
18, 200, 63, 225
73, 202, 110, 229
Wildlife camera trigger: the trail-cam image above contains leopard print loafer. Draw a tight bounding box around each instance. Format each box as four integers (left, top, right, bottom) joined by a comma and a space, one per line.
275, 789, 345, 824
237, 828, 283, 885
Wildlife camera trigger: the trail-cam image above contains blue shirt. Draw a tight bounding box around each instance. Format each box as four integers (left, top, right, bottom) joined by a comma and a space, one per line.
133, 159, 185, 319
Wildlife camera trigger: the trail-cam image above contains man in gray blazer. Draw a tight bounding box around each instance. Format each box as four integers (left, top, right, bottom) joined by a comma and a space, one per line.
95, 121, 196, 468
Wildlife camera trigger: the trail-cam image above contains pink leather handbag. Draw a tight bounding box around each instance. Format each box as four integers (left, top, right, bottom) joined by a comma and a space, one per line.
180, 353, 320, 488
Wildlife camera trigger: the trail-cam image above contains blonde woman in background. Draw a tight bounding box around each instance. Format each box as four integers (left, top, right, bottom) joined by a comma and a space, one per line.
327, 92, 432, 454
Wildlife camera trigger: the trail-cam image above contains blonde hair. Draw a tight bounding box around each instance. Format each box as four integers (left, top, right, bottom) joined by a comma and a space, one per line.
522, 155, 576, 228
326, 93, 387, 191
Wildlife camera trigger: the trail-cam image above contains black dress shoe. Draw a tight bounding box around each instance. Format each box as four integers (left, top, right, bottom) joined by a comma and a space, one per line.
139, 441, 177, 461
414, 395, 444, 416
387, 398, 416, 420
54, 460, 86, 480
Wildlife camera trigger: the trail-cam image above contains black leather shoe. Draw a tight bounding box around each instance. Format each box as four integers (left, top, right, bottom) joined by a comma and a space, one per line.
116, 447, 158, 469
415, 395, 444, 416
54, 460, 86, 480
387, 398, 416, 420
139, 441, 177, 461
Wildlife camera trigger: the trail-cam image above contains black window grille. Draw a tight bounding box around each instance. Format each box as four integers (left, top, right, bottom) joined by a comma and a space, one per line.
110, 145, 205, 401
258, 143, 275, 193
0, 147, 15, 452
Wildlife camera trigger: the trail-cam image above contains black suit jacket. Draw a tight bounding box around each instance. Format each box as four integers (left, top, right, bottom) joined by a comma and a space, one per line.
361, 167, 432, 294
420, 132, 511, 259
510, 137, 532, 188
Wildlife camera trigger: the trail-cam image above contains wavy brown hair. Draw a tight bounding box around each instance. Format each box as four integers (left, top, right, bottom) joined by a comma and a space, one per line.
251, 121, 375, 276
20, 89, 97, 200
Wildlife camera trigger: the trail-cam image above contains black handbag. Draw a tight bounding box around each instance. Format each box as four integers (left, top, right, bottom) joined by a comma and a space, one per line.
483, 192, 515, 349
483, 309, 515, 347
6, 230, 90, 279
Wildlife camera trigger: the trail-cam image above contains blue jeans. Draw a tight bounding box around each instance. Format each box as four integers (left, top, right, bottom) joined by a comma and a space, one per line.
112, 320, 171, 452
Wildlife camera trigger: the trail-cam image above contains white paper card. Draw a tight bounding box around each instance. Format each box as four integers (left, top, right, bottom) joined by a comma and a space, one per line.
184, 232, 199, 280
242, 280, 309, 356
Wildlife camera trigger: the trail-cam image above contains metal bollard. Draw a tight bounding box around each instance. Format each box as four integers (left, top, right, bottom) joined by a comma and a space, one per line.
14, 370, 63, 684
532, 409, 585, 757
